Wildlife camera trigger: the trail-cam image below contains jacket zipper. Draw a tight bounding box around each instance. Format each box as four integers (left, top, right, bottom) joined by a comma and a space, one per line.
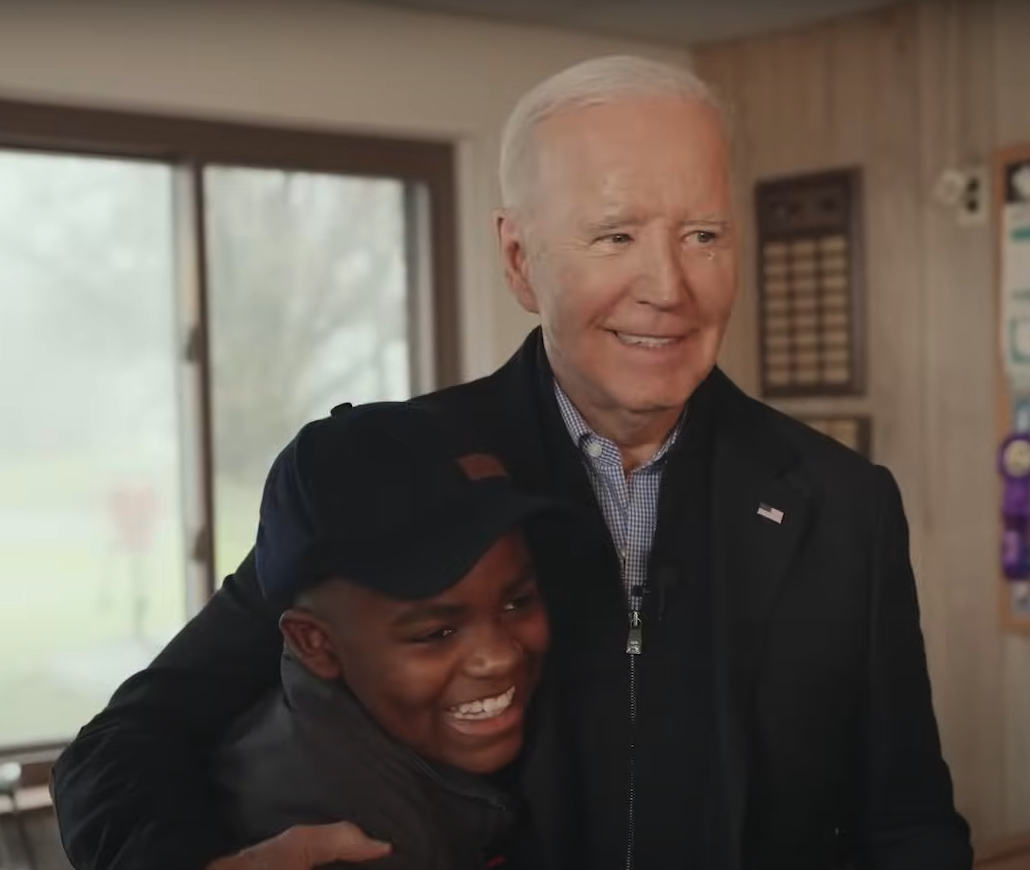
625, 608, 642, 870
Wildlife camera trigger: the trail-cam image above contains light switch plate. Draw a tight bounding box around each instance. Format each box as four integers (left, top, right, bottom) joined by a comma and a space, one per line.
957, 165, 989, 226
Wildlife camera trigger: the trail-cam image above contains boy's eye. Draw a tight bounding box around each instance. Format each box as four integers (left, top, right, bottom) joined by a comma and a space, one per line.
410, 627, 456, 644
503, 588, 540, 612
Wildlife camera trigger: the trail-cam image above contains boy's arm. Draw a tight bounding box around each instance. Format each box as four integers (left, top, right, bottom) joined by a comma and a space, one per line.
51, 550, 286, 870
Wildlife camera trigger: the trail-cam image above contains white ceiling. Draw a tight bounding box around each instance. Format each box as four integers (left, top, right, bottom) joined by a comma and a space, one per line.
364, 0, 899, 46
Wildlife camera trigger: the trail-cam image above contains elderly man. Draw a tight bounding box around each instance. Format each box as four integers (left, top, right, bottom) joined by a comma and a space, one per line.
52, 56, 971, 870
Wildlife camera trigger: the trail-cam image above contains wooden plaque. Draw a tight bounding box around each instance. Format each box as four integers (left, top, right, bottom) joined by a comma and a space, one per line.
755, 169, 865, 398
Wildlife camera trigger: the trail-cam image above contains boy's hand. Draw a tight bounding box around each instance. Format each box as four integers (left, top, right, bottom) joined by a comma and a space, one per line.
206, 822, 392, 869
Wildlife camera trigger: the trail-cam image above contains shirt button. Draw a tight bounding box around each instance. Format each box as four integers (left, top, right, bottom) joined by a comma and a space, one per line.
585, 441, 603, 459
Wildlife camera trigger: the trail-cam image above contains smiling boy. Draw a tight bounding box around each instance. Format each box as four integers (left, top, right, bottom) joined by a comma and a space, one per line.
213, 402, 560, 870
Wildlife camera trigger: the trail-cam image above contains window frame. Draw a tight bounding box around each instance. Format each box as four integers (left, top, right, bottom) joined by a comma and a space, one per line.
0, 97, 460, 389
0, 98, 460, 763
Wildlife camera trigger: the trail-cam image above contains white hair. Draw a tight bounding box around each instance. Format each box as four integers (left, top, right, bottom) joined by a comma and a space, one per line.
499, 54, 728, 210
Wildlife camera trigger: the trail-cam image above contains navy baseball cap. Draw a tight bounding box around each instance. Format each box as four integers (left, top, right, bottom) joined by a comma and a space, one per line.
255, 401, 563, 606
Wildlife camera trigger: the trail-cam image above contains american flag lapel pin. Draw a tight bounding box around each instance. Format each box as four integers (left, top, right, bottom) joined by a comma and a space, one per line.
757, 503, 784, 524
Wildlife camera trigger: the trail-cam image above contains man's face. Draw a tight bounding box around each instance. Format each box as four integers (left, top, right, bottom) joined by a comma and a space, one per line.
498, 96, 737, 422
285, 531, 548, 774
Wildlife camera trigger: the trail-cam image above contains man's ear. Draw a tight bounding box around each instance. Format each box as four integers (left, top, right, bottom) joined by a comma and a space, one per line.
494, 208, 539, 315
280, 609, 343, 681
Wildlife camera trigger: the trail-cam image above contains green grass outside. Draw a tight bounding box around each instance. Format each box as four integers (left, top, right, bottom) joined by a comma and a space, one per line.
0, 454, 263, 748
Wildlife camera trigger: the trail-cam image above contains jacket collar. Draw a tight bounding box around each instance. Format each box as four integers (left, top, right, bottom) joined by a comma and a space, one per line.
472, 326, 802, 486
280, 653, 515, 812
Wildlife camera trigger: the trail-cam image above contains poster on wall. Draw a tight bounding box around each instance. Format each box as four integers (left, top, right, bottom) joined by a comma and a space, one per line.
1001, 160, 1030, 388
996, 146, 1030, 633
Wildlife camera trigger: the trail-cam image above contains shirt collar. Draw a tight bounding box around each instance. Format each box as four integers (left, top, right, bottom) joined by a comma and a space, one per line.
552, 378, 684, 470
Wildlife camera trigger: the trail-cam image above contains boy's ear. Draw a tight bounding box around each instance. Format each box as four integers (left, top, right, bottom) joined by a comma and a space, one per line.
280, 609, 343, 681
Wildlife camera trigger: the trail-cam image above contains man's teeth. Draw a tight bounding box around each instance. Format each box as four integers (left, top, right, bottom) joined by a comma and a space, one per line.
449, 687, 516, 720
615, 332, 677, 348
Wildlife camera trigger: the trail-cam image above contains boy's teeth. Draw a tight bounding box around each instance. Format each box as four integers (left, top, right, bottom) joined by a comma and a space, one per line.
450, 687, 516, 720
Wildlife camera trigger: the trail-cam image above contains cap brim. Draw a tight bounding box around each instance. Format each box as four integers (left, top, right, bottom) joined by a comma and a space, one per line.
341, 482, 564, 600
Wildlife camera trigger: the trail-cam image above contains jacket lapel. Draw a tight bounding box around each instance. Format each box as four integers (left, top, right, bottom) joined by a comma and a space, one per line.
708, 371, 811, 868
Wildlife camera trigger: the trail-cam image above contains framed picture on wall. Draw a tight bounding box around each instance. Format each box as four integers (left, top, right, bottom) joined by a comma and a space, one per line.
795, 414, 872, 459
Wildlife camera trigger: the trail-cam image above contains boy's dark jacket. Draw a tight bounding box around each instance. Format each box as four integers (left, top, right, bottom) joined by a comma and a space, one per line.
52, 328, 972, 870
213, 653, 519, 870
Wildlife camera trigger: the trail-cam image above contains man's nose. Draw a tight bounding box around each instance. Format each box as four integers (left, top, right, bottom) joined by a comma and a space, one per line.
634, 235, 690, 309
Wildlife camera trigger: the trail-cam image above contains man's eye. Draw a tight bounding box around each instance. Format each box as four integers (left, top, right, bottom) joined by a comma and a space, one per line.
689, 230, 720, 245
595, 232, 632, 245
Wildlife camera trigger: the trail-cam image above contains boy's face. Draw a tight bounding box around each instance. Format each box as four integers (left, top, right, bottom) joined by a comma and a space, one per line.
281, 530, 549, 774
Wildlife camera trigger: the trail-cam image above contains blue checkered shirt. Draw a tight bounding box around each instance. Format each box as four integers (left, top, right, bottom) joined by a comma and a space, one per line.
553, 381, 683, 613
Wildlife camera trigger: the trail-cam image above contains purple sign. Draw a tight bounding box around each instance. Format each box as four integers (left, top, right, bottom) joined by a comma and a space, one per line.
999, 433, 1030, 579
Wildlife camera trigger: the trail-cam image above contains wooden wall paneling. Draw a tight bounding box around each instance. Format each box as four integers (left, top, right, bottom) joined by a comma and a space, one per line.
844, 5, 928, 587
992, 0, 1030, 147
1003, 635, 1030, 835
975, 831, 1030, 868
916, 0, 1006, 841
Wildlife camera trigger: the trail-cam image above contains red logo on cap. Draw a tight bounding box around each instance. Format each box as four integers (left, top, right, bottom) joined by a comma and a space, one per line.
457, 453, 508, 481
